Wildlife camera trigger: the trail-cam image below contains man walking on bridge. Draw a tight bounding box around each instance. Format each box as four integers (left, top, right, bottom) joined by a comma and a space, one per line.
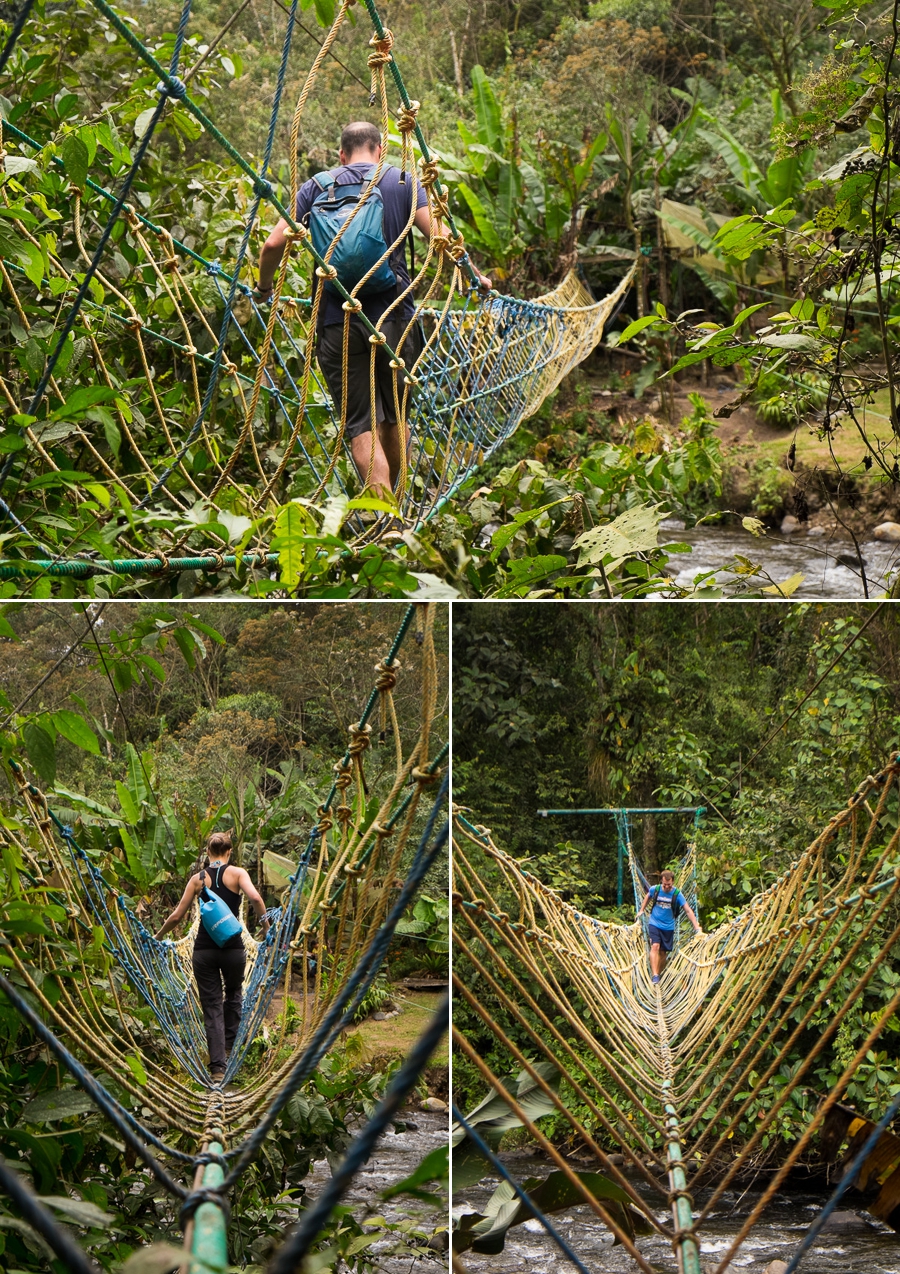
637, 868, 702, 984
255, 121, 490, 501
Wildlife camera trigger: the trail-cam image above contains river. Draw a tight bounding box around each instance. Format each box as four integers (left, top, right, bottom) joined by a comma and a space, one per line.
304, 1107, 448, 1272
454, 1150, 900, 1274
658, 521, 900, 598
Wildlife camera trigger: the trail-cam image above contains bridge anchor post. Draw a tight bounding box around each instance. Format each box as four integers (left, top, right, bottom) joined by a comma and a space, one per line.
661, 1082, 701, 1274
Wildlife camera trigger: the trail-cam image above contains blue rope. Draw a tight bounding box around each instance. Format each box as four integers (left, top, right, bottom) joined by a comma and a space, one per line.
451, 1105, 594, 1274
268, 995, 450, 1273
782, 1093, 900, 1273
138, 0, 300, 506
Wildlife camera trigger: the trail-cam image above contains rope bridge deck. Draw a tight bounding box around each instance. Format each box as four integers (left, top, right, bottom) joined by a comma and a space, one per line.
452, 755, 900, 1274
0, 601, 448, 1267
0, 0, 632, 587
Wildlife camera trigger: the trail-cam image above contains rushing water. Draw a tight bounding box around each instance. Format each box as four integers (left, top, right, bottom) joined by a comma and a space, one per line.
657, 521, 900, 598
454, 1152, 900, 1274
304, 1108, 448, 1271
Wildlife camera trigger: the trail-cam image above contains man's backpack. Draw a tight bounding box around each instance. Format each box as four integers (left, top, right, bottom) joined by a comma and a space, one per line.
652, 885, 681, 920
306, 165, 397, 298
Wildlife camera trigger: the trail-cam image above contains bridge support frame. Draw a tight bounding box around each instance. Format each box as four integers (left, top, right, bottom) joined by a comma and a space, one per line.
661, 1082, 701, 1274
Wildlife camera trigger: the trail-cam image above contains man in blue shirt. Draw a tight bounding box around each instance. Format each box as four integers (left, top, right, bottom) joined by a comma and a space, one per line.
637, 868, 702, 984
255, 121, 490, 499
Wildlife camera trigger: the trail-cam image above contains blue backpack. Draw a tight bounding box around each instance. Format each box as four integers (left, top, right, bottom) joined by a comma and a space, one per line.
306, 165, 397, 298
199, 867, 243, 947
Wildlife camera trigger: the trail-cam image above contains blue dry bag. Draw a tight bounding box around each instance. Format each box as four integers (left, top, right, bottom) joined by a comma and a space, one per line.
306, 165, 397, 297
199, 868, 243, 947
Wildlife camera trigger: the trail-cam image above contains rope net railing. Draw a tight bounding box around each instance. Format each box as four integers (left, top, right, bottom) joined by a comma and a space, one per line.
452, 754, 900, 1274
0, 0, 633, 585
0, 600, 447, 1264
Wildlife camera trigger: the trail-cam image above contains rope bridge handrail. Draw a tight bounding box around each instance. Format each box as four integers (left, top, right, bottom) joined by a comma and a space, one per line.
452, 754, 900, 1274
0, 600, 447, 1264
0, 0, 633, 590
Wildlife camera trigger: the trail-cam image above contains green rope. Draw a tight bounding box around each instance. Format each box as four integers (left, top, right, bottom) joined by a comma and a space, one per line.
0, 551, 279, 579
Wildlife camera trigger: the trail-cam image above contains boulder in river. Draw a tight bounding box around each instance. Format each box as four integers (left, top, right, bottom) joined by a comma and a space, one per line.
819, 1208, 875, 1233
780, 515, 802, 534
764, 1261, 789, 1274
873, 521, 900, 541
421, 1096, 448, 1111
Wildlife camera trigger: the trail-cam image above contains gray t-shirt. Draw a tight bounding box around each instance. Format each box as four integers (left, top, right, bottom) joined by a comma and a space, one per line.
296, 161, 428, 328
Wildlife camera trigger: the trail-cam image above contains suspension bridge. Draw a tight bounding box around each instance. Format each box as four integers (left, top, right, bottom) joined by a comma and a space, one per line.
0, 601, 448, 1270
452, 755, 900, 1274
0, 0, 632, 592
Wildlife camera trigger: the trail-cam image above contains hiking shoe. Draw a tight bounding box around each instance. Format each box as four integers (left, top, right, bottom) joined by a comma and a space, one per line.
651, 975, 660, 984
211, 1069, 226, 1084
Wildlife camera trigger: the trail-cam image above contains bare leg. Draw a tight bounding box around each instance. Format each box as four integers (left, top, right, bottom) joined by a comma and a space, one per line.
650, 943, 661, 977
658, 948, 668, 976
378, 420, 410, 490
350, 428, 392, 500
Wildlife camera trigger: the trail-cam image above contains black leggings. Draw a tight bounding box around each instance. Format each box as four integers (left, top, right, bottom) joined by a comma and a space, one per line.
192, 944, 245, 1072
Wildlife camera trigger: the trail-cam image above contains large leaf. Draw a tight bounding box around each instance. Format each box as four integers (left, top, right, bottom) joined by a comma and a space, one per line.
21, 1088, 96, 1123
42, 1195, 112, 1228
453, 1170, 653, 1254
382, 1145, 448, 1203
470, 65, 501, 151
263, 848, 297, 891
452, 1062, 561, 1188
23, 721, 56, 783
573, 505, 664, 569
52, 709, 100, 756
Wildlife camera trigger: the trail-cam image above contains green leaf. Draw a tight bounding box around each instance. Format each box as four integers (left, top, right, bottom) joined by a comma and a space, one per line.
618, 314, 665, 342
52, 709, 100, 756
21, 1088, 96, 1124
383, 1146, 448, 1201
116, 780, 141, 825
42, 1196, 112, 1229
120, 1244, 194, 1274
125, 1054, 148, 1086
60, 134, 89, 189
23, 721, 56, 783
573, 504, 664, 569
272, 501, 317, 590
489, 500, 567, 562
18, 240, 44, 288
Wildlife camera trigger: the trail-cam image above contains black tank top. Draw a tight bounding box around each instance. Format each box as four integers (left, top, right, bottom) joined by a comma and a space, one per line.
194, 864, 244, 951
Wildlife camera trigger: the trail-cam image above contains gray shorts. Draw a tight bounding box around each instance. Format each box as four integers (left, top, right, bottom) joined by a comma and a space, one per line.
316, 317, 420, 440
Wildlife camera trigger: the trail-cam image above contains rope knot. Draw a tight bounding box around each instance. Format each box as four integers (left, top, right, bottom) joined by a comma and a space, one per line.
348, 722, 372, 757
148, 551, 172, 574
282, 225, 309, 243
157, 76, 187, 100
419, 159, 440, 189
333, 760, 354, 790
316, 805, 333, 835
342, 298, 363, 313
411, 766, 438, 785
445, 234, 469, 264
178, 1188, 231, 1228
253, 176, 274, 200
367, 30, 394, 68
316, 263, 338, 280
396, 101, 420, 134
370, 820, 393, 838
374, 659, 399, 691
369, 329, 387, 345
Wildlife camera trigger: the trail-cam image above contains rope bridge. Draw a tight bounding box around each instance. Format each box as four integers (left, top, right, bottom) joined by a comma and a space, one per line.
0, 601, 448, 1267
452, 755, 900, 1274
0, 0, 632, 586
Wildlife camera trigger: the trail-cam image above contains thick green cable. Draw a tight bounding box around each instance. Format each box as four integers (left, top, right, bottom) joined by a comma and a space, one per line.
358, 0, 480, 289
0, 551, 278, 579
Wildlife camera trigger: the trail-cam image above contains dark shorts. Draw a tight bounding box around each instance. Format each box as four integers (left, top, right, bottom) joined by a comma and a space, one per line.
316, 316, 420, 441
647, 924, 675, 952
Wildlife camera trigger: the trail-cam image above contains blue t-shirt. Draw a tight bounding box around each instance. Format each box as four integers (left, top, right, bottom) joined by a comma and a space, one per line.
649, 887, 685, 932
296, 162, 428, 328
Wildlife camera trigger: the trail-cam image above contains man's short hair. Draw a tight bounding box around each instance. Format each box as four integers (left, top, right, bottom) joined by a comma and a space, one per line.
341, 121, 381, 156
661, 869, 675, 879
